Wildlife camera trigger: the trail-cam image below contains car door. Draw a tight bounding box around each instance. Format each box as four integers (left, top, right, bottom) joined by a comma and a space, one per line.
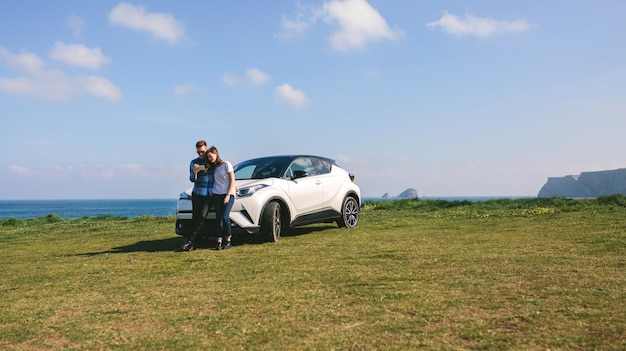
286, 157, 324, 215
312, 157, 342, 205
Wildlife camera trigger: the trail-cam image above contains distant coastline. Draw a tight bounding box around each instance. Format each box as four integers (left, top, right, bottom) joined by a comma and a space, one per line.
364, 196, 535, 202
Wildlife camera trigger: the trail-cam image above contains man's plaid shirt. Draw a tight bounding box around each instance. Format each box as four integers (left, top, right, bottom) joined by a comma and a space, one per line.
189, 157, 209, 196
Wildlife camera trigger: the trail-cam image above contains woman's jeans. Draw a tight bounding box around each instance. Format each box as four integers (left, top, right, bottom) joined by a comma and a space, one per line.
214, 194, 234, 240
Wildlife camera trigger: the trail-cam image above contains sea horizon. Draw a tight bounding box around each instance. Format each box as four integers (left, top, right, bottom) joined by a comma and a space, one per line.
0, 196, 537, 220
0, 199, 178, 220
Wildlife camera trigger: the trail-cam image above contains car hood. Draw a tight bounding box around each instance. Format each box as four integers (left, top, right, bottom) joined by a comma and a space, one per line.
235, 178, 276, 188
181, 178, 277, 199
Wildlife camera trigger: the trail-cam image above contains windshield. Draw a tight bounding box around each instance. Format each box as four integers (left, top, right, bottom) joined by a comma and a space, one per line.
234, 157, 293, 180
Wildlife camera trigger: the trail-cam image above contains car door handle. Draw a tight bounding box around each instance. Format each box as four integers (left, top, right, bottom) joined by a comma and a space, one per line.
315, 180, 322, 185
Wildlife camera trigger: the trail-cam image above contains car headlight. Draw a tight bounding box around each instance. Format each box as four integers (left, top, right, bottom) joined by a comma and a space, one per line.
237, 184, 268, 198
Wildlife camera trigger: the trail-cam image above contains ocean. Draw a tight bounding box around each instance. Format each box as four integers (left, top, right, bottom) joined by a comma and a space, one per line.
0, 199, 178, 219
0, 196, 533, 220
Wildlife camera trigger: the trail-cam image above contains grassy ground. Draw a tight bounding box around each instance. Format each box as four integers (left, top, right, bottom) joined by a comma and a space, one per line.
1, 197, 625, 350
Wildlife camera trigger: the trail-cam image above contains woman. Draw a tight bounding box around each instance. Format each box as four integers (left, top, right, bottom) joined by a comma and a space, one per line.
205, 146, 236, 250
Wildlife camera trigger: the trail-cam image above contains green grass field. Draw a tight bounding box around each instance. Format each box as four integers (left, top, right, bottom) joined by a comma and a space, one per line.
1, 197, 625, 350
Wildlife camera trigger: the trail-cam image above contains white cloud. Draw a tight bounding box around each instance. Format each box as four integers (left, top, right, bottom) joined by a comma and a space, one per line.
337, 154, 353, 164
280, 0, 403, 51
275, 83, 309, 107
427, 12, 529, 38
11, 163, 166, 180
221, 73, 237, 87
67, 15, 85, 39
173, 83, 197, 96
9, 165, 31, 176
0, 47, 122, 102
246, 68, 270, 87
279, 3, 320, 39
0, 47, 45, 74
222, 69, 271, 88
366, 68, 380, 78
322, 0, 403, 51
108, 2, 185, 44
50, 42, 110, 69
77, 76, 123, 101
0, 76, 69, 102
75, 163, 175, 179
279, 16, 312, 39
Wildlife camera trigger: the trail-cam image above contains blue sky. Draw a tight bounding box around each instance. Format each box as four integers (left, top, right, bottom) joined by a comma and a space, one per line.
1, 1, 625, 200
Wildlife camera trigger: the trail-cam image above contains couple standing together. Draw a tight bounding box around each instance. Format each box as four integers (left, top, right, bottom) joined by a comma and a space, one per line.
182, 140, 236, 251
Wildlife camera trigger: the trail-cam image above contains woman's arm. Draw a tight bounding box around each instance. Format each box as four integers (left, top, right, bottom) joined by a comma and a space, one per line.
225, 170, 236, 202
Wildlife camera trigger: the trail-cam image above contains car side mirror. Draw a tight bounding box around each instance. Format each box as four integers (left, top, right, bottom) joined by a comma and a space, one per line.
293, 170, 308, 179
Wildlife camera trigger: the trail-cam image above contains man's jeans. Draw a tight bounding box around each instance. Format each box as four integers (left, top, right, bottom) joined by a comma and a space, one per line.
191, 192, 213, 241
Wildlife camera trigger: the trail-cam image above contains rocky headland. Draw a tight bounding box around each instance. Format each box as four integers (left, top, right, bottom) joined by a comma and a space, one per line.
381, 188, 418, 199
538, 168, 626, 197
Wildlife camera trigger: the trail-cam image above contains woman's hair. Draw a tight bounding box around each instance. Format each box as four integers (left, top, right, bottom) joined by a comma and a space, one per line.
204, 145, 224, 169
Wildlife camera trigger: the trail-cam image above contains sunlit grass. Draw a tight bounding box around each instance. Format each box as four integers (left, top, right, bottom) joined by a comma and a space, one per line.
1, 197, 625, 350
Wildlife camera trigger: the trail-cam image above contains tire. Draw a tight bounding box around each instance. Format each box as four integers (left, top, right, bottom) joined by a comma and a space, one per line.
337, 196, 359, 229
261, 201, 282, 242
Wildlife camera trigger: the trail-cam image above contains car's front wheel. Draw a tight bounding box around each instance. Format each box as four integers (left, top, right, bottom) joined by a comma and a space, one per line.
337, 196, 359, 229
261, 201, 281, 242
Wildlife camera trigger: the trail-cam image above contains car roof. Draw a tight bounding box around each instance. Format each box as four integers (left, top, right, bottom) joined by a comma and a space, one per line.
242, 155, 336, 164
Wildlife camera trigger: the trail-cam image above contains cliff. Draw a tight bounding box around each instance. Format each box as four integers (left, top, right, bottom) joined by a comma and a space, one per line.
538, 168, 626, 197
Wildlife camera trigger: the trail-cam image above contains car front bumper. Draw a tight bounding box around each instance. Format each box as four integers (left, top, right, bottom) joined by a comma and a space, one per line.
175, 197, 261, 236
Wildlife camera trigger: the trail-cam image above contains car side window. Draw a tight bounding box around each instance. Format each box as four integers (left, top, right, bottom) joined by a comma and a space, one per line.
312, 158, 332, 175
288, 157, 316, 178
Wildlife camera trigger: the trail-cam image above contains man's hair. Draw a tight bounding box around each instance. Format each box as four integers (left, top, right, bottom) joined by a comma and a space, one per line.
195, 140, 207, 148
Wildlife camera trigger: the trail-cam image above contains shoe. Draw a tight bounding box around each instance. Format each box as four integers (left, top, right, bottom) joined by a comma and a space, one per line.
223, 241, 232, 250
182, 241, 194, 251
216, 241, 223, 250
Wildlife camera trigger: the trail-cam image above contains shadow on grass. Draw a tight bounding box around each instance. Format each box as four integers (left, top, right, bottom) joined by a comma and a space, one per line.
74, 225, 339, 256
75, 237, 185, 256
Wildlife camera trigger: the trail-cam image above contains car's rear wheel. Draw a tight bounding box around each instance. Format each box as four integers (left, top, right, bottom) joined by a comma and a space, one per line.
261, 201, 281, 242
337, 196, 359, 228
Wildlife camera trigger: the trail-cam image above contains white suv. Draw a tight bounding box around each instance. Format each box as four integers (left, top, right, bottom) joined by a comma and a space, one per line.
176, 155, 361, 242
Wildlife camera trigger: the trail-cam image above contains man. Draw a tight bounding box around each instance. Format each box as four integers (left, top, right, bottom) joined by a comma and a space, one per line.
182, 140, 212, 251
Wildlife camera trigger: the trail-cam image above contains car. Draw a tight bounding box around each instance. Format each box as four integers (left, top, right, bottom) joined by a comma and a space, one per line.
175, 155, 361, 242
